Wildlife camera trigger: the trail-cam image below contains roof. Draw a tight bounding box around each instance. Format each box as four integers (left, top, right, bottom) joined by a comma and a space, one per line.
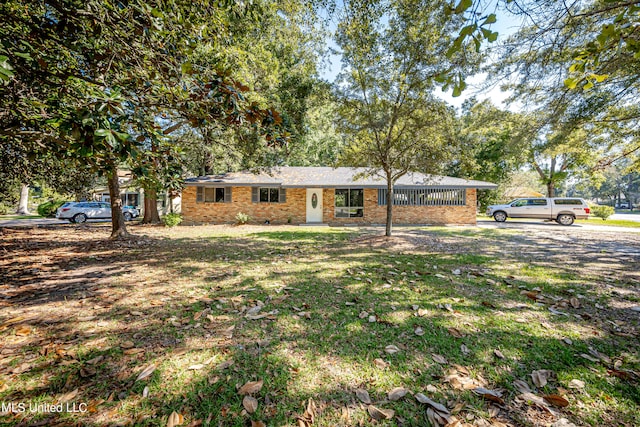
185, 167, 497, 189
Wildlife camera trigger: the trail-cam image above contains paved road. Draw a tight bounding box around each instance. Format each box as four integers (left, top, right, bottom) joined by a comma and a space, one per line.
0, 217, 109, 227
477, 218, 640, 233
611, 213, 640, 222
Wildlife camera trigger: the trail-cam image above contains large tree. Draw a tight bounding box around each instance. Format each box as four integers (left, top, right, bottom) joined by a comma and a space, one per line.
335, 0, 470, 236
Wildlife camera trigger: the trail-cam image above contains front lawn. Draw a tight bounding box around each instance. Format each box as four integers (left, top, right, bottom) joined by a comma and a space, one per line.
0, 225, 638, 426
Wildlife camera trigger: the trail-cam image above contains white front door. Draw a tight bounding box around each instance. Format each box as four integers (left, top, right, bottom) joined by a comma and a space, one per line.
306, 188, 323, 223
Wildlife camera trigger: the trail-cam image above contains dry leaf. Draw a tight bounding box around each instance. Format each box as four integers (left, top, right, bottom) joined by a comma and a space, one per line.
136, 364, 157, 381
355, 388, 372, 404
414, 326, 425, 336
85, 355, 104, 365
188, 364, 204, 370
447, 328, 464, 338
243, 395, 258, 413
493, 349, 505, 359
568, 379, 585, 389
415, 393, 450, 414
513, 380, 531, 394
121, 341, 135, 349
417, 308, 429, 317
385, 345, 400, 354
142, 386, 149, 398
569, 297, 580, 309
522, 291, 540, 301
367, 405, 394, 420
373, 358, 389, 369
473, 387, 504, 405
432, 354, 448, 364
388, 387, 409, 401
580, 353, 600, 363
167, 411, 184, 427
543, 394, 569, 408
216, 360, 234, 370
516, 392, 557, 415
251, 422, 266, 427
238, 380, 264, 395
460, 344, 470, 355
15, 325, 32, 336
124, 348, 144, 355
531, 370, 553, 388
57, 388, 79, 403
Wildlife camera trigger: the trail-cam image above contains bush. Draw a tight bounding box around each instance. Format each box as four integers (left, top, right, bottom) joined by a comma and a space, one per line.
0, 203, 12, 215
37, 200, 65, 217
162, 213, 183, 227
590, 204, 615, 220
235, 212, 250, 225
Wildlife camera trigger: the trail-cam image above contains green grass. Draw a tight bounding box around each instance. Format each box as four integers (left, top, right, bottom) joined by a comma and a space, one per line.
0, 214, 42, 220
0, 225, 638, 427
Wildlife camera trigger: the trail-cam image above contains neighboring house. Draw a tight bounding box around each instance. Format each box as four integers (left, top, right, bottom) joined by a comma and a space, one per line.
182, 167, 496, 225
93, 170, 181, 215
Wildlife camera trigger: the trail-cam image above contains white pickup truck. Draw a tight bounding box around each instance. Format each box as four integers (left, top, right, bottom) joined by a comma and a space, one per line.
486, 198, 591, 226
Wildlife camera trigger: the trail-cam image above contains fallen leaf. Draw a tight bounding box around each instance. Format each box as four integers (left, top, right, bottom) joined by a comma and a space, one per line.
417, 308, 429, 317
15, 325, 32, 336
447, 328, 464, 338
216, 360, 234, 370
355, 388, 372, 404
143, 386, 150, 398
121, 341, 135, 349
569, 297, 580, 309
543, 394, 569, 408
414, 326, 425, 336
432, 354, 448, 364
513, 380, 531, 394
388, 387, 409, 401
373, 358, 388, 369
607, 369, 633, 380
562, 338, 573, 346
580, 353, 600, 363
85, 355, 104, 365
473, 387, 504, 405
481, 301, 496, 309
243, 395, 258, 413
367, 405, 394, 421
238, 380, 263, 395
522, 291, 540, 301
251, 422, 266, 427
568, 379, 585, 389
493, 349, 505, 359
136, 364, 157, 381
516, 392, 557, 415
531, 370, 554, 388
460, 344, 470, 355
57, 388, 79, 403
415, 393, 450, 414
167, 411, 184, 427
385, 345, 400, 354
124, 348, 144, 355
188, 364, 204, 370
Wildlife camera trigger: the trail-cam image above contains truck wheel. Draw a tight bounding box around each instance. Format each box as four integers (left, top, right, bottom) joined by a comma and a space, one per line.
123, 212, 132, 221
557, 214, 574, 226
493, 211, 507, 222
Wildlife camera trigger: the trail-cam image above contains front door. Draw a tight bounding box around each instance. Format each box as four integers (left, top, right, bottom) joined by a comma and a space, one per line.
306, 188, 323, 223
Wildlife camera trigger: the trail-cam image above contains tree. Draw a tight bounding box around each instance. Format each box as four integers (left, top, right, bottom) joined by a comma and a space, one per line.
335, 0, 466, 236
1, 0, 291, 237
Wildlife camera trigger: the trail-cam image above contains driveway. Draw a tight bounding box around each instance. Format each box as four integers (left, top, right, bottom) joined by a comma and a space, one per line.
0, 218, 110, 228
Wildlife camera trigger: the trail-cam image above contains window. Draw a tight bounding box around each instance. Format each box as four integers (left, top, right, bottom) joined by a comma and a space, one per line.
378, 188, 466, 206
196, 187, 231, 203
554, 199, 582, 205
252, 187, 286, 203
335, 189, 364, 217
528, 199, 547, 206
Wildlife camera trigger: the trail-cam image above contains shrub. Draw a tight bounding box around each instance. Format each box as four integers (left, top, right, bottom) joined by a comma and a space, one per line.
0, 203, 12, 215
37, 200, 65, 217
235, 212, 250, 225
590, 204, 615, 220
162, 213, 183, 227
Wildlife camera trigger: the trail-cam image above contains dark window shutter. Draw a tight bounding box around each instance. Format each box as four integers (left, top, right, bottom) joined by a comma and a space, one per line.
196, 187, 203, 202
279, 188, 286, 203
251, 187, 259, 203
224, 187, 232, 203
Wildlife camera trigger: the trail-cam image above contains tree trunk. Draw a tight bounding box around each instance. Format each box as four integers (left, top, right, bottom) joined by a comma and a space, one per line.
546, 181, 555, 198
142, 187, 161, 224
385, 172, 393, 237
16, 183, 30, 215
107, 166, 129, 239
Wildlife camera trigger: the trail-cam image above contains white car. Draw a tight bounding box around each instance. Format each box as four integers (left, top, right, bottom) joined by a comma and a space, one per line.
56, 202, 140, 223
486, 198, 590, 226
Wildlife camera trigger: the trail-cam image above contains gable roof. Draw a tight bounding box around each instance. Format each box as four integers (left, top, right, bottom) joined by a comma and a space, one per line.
185, 167, 497, 189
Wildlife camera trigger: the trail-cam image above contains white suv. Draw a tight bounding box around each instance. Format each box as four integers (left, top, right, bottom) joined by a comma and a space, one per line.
56, 202, 140, 223
486, 198, 590, 226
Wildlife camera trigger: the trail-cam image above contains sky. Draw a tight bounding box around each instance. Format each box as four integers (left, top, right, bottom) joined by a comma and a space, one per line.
318, 5, 525, 111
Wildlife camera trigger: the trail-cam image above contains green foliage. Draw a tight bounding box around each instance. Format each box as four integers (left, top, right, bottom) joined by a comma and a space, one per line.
235, 212, 250, 225
589, 204, 615, 221
37, 200, 65, 218
162, 213, 183, 227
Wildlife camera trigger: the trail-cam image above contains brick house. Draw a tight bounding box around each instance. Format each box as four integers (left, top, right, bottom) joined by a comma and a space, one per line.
182, 167, 496, 225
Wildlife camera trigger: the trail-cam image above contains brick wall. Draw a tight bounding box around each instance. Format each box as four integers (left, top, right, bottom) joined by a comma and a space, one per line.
182, 186, 477, 225
181, 186, 306, 224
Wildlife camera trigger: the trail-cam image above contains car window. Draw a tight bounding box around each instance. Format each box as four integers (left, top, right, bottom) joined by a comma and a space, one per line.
511, 199, 527, 207
76, 203, 89, 208
100, 203, 110, 208
528, 199, 548, 206
554, 199, 583, 205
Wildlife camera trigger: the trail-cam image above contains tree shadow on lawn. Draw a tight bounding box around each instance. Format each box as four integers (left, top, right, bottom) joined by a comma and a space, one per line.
0, 226, 638, 426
